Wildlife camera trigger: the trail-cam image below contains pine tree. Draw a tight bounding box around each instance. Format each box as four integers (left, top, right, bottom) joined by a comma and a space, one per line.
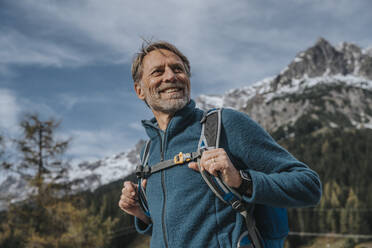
14, 114, 70, 194
0, 114, 118, 248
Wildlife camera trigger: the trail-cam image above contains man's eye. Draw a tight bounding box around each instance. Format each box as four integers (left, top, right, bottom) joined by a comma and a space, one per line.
152, 69, 163, 75
173, 66, 184, 73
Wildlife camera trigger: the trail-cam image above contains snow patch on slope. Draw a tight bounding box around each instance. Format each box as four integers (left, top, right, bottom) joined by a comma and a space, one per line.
197, 74, 372, 110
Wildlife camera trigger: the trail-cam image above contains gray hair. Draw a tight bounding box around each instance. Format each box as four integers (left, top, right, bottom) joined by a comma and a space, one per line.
131, 40, 191, 83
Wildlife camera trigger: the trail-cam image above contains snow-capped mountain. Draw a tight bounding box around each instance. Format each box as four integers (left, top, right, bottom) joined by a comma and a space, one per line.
1, 38, 372, 210
196, 38, 372, 133
0, 140, 144, 210
67, 139, 144, 192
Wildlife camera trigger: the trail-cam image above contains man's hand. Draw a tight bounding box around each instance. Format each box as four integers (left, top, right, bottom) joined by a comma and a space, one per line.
118, 180, 150, 224
188, 148, 242, 188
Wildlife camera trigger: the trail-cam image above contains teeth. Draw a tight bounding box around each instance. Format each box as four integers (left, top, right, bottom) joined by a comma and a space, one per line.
164, 88, 180, 93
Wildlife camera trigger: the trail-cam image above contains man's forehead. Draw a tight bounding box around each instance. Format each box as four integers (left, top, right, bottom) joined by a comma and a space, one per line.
143, 49, 182, 67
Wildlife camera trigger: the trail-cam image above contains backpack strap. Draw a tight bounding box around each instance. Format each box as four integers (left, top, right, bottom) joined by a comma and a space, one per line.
137, 140, 151, 218
198, 108, 264, 248
198, 108, 244, 207
136, 151, 201, 179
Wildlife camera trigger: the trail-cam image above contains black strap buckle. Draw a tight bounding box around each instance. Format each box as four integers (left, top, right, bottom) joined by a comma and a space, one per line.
135, 165, 143, 178
231, 200, 245, 212
136, 165, 151, 179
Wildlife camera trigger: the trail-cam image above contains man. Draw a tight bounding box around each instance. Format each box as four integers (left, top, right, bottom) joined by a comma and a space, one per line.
119, 41, 322, 248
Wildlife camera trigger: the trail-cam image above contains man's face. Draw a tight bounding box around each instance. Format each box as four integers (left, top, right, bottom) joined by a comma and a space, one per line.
134, 49, 191, 114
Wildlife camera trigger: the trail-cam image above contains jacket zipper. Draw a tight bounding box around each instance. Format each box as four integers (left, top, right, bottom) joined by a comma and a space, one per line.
161, 171, 169, 248
158, 130, 169, 248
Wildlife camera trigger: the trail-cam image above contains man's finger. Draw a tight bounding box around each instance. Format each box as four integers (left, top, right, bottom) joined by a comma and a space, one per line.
141, 179, 148, 189
209, 162, 221, 177
202, 148, 221, 159
123, 181, 138, 197
121, 194, 138, 206
188, 162, 200, 171
119, 198, 139, 209
124, 181, 135, 190
204, 148, 228, 161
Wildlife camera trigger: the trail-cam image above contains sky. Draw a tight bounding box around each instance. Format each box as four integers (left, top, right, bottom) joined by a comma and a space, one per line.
1, 0, 372, 164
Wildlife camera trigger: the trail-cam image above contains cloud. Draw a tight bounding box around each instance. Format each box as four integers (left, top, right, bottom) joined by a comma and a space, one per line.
58, 94, 81, 111
20, 99, 60, 121
0, 88, 21, 134
57, 93, 120, 111
63, 129, 129, 163
0, 29, 90, 67
16, 1, 372, 83
0, 87, 60, 137
0, 65, 17, 78
128, 122, 143, 131
2, 0, 372, 91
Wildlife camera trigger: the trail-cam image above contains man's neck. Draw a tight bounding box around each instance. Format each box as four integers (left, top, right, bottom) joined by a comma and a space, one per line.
152, 109, 174, 131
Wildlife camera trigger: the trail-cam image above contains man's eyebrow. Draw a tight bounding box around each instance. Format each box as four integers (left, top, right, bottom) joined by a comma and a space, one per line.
149, 62, 183, 71
169, 62, 185, 68
171, 62, 183, 66
149, 64, 164, 71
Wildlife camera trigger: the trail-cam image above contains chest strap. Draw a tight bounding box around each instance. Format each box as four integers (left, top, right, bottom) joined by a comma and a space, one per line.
136, 151, 201, 179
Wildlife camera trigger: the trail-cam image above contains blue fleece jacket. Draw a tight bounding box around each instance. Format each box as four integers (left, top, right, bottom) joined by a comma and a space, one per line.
135, 100, 321, 248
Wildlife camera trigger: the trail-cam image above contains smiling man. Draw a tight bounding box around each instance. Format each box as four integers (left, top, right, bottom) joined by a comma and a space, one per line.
119, 41, 322, 248
133, 47, 191, 129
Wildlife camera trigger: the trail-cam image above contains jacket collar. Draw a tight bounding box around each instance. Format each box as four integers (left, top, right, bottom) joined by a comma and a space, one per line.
141, 99, 197, 140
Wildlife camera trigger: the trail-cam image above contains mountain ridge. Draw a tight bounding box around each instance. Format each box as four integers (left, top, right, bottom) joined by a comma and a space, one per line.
196, 38, 372, 133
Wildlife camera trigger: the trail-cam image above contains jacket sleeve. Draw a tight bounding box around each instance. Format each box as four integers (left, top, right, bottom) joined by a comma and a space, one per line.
221, 108, 322, 208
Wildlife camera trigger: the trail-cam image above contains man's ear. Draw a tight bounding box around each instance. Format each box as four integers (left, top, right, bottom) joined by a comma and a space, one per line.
134, 82, 145, 100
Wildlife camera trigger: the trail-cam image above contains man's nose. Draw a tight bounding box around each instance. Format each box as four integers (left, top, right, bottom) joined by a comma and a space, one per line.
163, 67, 176, 82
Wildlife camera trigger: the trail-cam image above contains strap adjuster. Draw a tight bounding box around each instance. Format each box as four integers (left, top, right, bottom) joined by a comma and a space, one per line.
136, 165, 151, 179
174, 152, 192, 164
136, 165, 144, 178
231, 200, 245, 212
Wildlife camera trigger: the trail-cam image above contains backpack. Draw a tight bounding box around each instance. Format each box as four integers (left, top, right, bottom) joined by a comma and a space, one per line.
135, 108, 264, 248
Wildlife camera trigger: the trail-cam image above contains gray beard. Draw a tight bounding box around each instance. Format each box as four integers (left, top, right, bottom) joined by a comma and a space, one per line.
148, 93, 190, 114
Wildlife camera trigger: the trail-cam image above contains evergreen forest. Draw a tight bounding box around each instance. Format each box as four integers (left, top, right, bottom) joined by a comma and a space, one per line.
1, 113, 371, 248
